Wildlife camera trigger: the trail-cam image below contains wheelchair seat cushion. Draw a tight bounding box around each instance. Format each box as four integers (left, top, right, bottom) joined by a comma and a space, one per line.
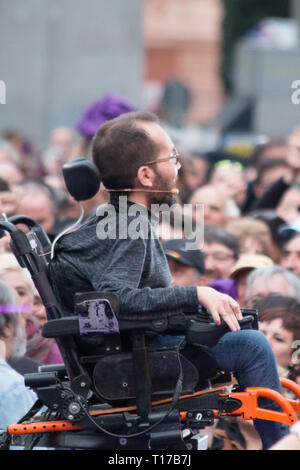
93, 350, 199, 401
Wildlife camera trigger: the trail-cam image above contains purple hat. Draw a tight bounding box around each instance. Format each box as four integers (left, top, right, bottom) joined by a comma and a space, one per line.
76, 94, 136, 139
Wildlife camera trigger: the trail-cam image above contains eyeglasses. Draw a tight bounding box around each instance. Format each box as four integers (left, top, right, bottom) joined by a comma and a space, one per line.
145, 148, 181, 169
203, 252, 235, 262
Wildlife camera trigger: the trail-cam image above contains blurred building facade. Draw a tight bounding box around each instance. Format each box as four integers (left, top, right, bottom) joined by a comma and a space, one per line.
143, 0, 224, 125
0, 0, 144, 146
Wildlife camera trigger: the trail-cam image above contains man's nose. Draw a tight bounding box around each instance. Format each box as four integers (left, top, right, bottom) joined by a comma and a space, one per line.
204, 255, 217, 271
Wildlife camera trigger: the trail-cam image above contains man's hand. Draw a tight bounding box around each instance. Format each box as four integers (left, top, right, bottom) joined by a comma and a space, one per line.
197, 286, 243, 332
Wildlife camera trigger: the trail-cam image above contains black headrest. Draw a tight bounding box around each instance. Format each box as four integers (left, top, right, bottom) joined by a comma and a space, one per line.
62, 157, 101, 201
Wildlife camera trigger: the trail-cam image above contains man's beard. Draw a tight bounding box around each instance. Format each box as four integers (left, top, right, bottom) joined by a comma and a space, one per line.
147, 170, 177, 208
10, 323, 27, 361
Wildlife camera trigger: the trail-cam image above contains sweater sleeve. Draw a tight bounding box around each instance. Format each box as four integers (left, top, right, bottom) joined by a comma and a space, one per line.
90, 236, 199, 319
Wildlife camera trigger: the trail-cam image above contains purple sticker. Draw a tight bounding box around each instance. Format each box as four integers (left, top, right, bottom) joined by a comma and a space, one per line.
0, 304, 31, 314
78, 299, 119, 335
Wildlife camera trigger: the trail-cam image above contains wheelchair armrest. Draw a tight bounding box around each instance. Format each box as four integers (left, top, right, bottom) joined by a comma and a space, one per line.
186, 315, 256, 348
42, 316, 80, 338
42, 316, 170, 339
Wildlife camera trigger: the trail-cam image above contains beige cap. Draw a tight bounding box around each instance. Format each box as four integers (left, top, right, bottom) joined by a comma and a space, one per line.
230, 253, 273, 278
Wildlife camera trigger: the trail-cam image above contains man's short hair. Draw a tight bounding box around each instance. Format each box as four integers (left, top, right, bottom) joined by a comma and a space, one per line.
204, 226, 240, 260
92, 111, 160, 191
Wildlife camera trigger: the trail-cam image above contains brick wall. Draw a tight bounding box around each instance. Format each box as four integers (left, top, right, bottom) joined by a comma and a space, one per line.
143, 0, 224, 124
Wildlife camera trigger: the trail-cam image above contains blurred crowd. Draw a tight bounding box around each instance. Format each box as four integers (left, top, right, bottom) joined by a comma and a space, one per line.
1, 95, 300, 448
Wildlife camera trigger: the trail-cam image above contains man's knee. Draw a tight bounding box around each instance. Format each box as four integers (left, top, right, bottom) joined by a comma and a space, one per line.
213, 329, 275, 372
219, 329, 271, 352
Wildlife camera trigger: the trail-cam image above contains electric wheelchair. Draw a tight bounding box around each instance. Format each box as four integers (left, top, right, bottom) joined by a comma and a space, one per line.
1, 157, 300, 451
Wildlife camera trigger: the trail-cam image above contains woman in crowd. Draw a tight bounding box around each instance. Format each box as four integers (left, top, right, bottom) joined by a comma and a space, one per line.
256, 295, 300, 385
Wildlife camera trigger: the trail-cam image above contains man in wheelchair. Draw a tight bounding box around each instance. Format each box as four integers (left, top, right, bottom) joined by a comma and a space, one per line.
0, 111, 297, 451
45, 111, 291, 449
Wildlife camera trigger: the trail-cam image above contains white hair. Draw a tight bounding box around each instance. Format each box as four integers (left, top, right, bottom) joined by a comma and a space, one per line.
245, 265, 300, 304
0, 252, 35, 295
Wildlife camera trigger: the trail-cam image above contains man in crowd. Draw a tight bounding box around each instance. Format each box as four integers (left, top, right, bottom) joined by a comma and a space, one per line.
163, 238, 205, 287
245, 265, 300, 308
201, 226, 239, 286
16, 181, 58, 236
48, 111, 288, 449
189, 184, 240, 227
280, 232, 300, 278
163, 237, 239, 300
0, 280, 37, 428
229, 254, 274, 307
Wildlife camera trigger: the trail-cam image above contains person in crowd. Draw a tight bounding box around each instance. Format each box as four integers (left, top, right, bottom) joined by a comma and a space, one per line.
49, 126, 75, 160
256, 295, 300, 383
41, 146, 67, 178
201, 225, 239, 286
15, 180, 58, 237
250, 139, 289, 169
25, 287, 63, 365
226, 217, 276, 260
72, 94, 136, 160
247, 127, 300, 215
163, 238, 205, 287
252, 158, 291, 201
163, 237, 238, 300
0, 139, 22, 167
189, 184, 240, 228
0, 161, 23, 187
156, 206, 203, 244
0, 279, 37, 428
2, 130, 43, 178
48, 110, 288, 448
209, 159, 248, 210
0, 252, 35, 309
229, 254, 274, 307
249, 210, 286, 263
0, 176, 19, 218
41, 127, 75, 179
0, 253, 62, 367
276, 182, 300, 225
280, 232, 300, 280
156, 211, 185, 242
244, 265, 300, 308
176, 154, 210, 204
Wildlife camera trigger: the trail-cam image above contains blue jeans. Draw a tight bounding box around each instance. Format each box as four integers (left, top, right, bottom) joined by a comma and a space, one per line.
148, 329, 289, 449
211, 329, 289, 450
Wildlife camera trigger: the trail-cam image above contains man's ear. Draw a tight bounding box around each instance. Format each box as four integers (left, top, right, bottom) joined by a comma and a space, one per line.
136, 165, 155, 189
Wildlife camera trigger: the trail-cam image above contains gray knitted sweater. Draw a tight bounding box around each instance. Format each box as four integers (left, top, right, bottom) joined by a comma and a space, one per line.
48, 198, 199, 319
